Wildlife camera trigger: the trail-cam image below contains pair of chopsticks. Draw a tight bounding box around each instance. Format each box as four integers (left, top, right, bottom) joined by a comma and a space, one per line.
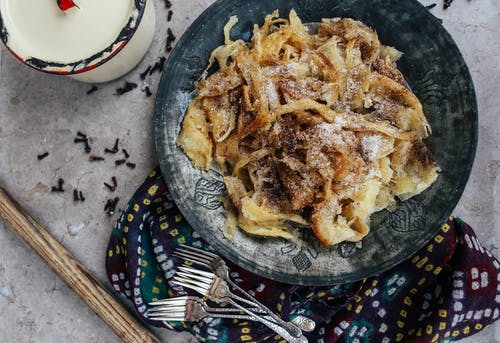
0, 184, 161, 343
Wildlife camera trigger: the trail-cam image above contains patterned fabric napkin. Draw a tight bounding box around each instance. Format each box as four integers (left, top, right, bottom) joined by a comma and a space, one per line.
106, 168, 500, 342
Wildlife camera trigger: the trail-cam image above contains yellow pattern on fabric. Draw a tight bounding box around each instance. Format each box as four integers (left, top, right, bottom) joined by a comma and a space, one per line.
427, 244, 433, 252
149, 170, 157, 178
175, 214, 183, 222
128, 214, 134, 222
426, 325, 433, 334
434, 234, 444, 243
418, 277, 426, 285
157, 207, 163, 214
439, 322, 446, 330
178, 236, 186, 244
108, 250, 113, 257
395, 333, 404, 342
143, 198, 151, 205
412, 256, 420, 264
433, 266, 443, 275
355, 305, 363, 313
463, 326, 470, 334
242, 327, 250, 333
400, 310, 407, 318
397, 321, 404, 328
475, 323, 483, 330
431, 333, 439, 342
124, 226, 129, 233
442, 223, 450, 232
160, 222, 169, 230
425, 264, 434, 272
416, 257, 428, 269
169, 229, 179, 236
148, 185, 159, 196
133, 203, 140, 212
152, 287, 160, 294
142, 260, 148, 267
439, 309, 447, 317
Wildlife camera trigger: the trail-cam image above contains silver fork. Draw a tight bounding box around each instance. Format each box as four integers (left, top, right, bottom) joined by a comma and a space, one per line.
174, 245, 316, 333
172, 266, 308, 343
147, 296, 271, 322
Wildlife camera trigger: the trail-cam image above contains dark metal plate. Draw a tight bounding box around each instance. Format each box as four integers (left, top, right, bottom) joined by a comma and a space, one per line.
154, 0, 477, 285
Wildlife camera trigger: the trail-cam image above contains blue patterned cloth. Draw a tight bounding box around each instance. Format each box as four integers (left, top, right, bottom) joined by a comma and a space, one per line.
106, 168, 500, 342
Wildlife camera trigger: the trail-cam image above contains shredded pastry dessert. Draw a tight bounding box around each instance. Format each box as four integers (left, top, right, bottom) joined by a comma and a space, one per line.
177, 10, 439, 246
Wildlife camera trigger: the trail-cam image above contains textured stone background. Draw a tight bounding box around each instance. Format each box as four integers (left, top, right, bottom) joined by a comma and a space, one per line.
0, 0, 498, 342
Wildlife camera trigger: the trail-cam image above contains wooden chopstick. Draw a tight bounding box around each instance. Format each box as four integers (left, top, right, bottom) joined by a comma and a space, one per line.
0, 185, 161, 343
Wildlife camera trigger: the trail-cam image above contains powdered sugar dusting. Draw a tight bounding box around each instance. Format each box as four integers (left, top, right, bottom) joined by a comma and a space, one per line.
361, 134, 382, 161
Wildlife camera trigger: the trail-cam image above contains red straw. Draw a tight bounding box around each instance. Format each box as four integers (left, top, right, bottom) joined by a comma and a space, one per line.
57, 0, 79, 11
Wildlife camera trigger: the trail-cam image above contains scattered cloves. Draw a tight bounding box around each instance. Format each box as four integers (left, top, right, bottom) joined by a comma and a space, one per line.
140, 65, 152, 80
145, 87, 153, 97
115, 159, 126, 166
425, 3, 437, 9
150, 56, 167, 75
105, 138, 120, 154
167, 10, 173, 21
104, 197, 120, 216
126, 162, 136, 169
51, 178, 65, 192
164, 0, 172, 8
116, 81, 137, 95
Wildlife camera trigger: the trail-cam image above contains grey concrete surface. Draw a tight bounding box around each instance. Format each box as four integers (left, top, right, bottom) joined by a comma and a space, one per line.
0, 0, 498, 342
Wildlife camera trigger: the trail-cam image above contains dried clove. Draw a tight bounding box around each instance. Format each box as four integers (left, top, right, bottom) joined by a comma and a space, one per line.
149, 56, 167, 75
37, 152, 49, 160
86, 85, 98, 95
89, 155, 105, 162
75, 132, 91, 153
167, 10, 173, 21
115, 159, 126, 166
79, 191, 85, 202
122, 149, 130, 159
443, 0, 454, 9
51, 178, 65, 192
105, 138, 120, 154
425, 3, 437, 9
140, 65, 152, 80
126, 162, 136, 169
104, 197, 120, 216
116, 81, 137, 95
104, 176, 118, 191
145, 87, 153, 97
164, 0, 172, 8
73, 189, 79, 201
166, 28, 176, 52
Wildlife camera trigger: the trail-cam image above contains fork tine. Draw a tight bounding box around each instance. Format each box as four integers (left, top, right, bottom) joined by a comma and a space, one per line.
149, 296, 191, 306
178, 266, 214, 278
176, 270, 213, 285
148, 316, 186, 322
171, 279, 208, 296
173, 251, 211, 267
178, 244, 218, 259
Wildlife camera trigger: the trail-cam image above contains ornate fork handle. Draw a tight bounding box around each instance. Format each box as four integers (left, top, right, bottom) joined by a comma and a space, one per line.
212, 261, 312, 336
220, 296, 308, 343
